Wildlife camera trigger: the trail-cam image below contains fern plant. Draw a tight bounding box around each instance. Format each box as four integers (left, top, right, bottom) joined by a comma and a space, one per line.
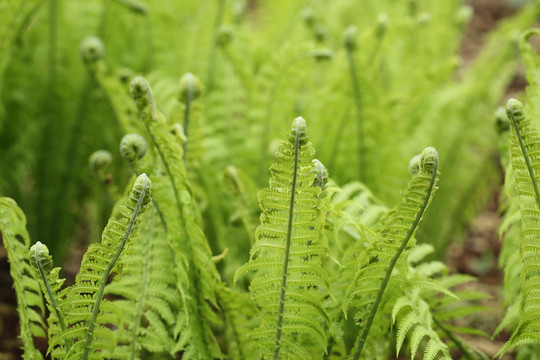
497, 97, 540, 356
5, 1, 540, 359
235, 116, 330, 359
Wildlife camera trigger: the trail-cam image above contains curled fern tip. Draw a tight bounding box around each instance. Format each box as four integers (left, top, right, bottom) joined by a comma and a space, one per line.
506, 98, 523, 116
89, 150, 112, 173
290, 116, 309, 145
409, 154, 422, 175
79, 36, 104, 63
179, 72, 203, 102
420, 147, 438, 173
29, 241, 53, 273
120, 134, 147, 162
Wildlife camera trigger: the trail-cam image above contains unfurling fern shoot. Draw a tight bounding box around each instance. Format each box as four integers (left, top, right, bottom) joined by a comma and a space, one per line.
498, 99, 540, 355
57, 174, 151, 360
178, 72, 203, 163
349, 147, 440, 359
235, 117, 330, 360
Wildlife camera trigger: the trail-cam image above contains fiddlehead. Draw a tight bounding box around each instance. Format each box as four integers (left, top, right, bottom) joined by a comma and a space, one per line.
178, 72, 203, 163
79, 36, 105, 65
29, 241, 72, 356
130, 76, 222, 359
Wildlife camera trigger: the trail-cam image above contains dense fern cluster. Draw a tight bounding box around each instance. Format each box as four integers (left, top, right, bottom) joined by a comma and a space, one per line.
3, 0, 540, 359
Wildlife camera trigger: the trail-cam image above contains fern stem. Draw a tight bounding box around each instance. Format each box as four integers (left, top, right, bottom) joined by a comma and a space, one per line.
352, 160, 438, 360
81, 177, 150, 360
345, 46, 365, 182
129, 212, 154, 360
258, 51, 331, 183
326, 108, 350, 175
97, 0, 113, 38
206, 0, 226, 92
48, 0, 58, 88
431, 315, 474, 360
33, 243, 72, 350
507, 99, 540, 210
272, 119, 302, 359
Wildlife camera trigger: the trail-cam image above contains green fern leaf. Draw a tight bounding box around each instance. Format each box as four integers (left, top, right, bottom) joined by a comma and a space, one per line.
235, 117, 330, 360
104, 205, 182, 359
0, 197, 45, 360
346, 147, 439, 359
216, 283, 259, 360
57, 174, 151, 360
130, 76, 222, 359
29, 241, 71, 356
499, 98, 540, 355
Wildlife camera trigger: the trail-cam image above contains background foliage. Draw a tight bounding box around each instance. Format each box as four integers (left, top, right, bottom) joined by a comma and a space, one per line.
1, 0, 540, 359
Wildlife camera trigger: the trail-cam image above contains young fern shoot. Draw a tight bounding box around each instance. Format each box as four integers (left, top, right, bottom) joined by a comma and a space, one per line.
179, 72, 203, 163
130, 76, 222, 358
498, 99, 540, 355
347, 147, 440, 359
0, 198, 46, 360
49, 174, 151, 360
235, 117, 330, 360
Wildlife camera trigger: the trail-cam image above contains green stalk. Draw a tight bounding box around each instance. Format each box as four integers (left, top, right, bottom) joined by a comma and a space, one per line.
48, 0, 58, 88
182, 89, 192, 163
33, 243, 72, 351
345, 46, 364, 182
272, 121, 301, 359
432, 315, 475, 360
138, 102, 212, 358
352, 161, 438, 360
81, 178, 149, 360
507, 100, 540, 210
129, 212, 154, 360
206, 0, 226, 92
257, 50, 332, 183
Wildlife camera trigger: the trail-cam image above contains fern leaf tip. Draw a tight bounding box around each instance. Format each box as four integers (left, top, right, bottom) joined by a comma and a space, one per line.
312, 159, 329, 188
420, 147, 438, 173
120, 134, 147, 163
130, 76, 150, 97
343, 25, 358, 50
132, 173, 152, 204
89, 150, 113, 174
409, 154, 422, 175
79, 36, 104, 63
179, 72, 203, 102
506, 98, 523, 115
29, 241, 53, 273
290, 116, 309, 145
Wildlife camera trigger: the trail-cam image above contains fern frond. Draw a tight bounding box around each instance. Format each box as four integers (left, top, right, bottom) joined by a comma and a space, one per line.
0, 197, 45, 360
216, 283, 259, 360
235, 117, 330, 360
104, 206, 182, 359
130, 76, 222, 359
347, 147, 439, 359
80, 36, 140, 135
29, 241, 71, 355
57, 174, 151, 360
499, 98, 540, 355
392, 290, 451, 359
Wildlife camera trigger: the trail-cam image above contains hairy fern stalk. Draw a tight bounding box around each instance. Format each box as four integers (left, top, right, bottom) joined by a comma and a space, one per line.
236, 116, 330, 359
